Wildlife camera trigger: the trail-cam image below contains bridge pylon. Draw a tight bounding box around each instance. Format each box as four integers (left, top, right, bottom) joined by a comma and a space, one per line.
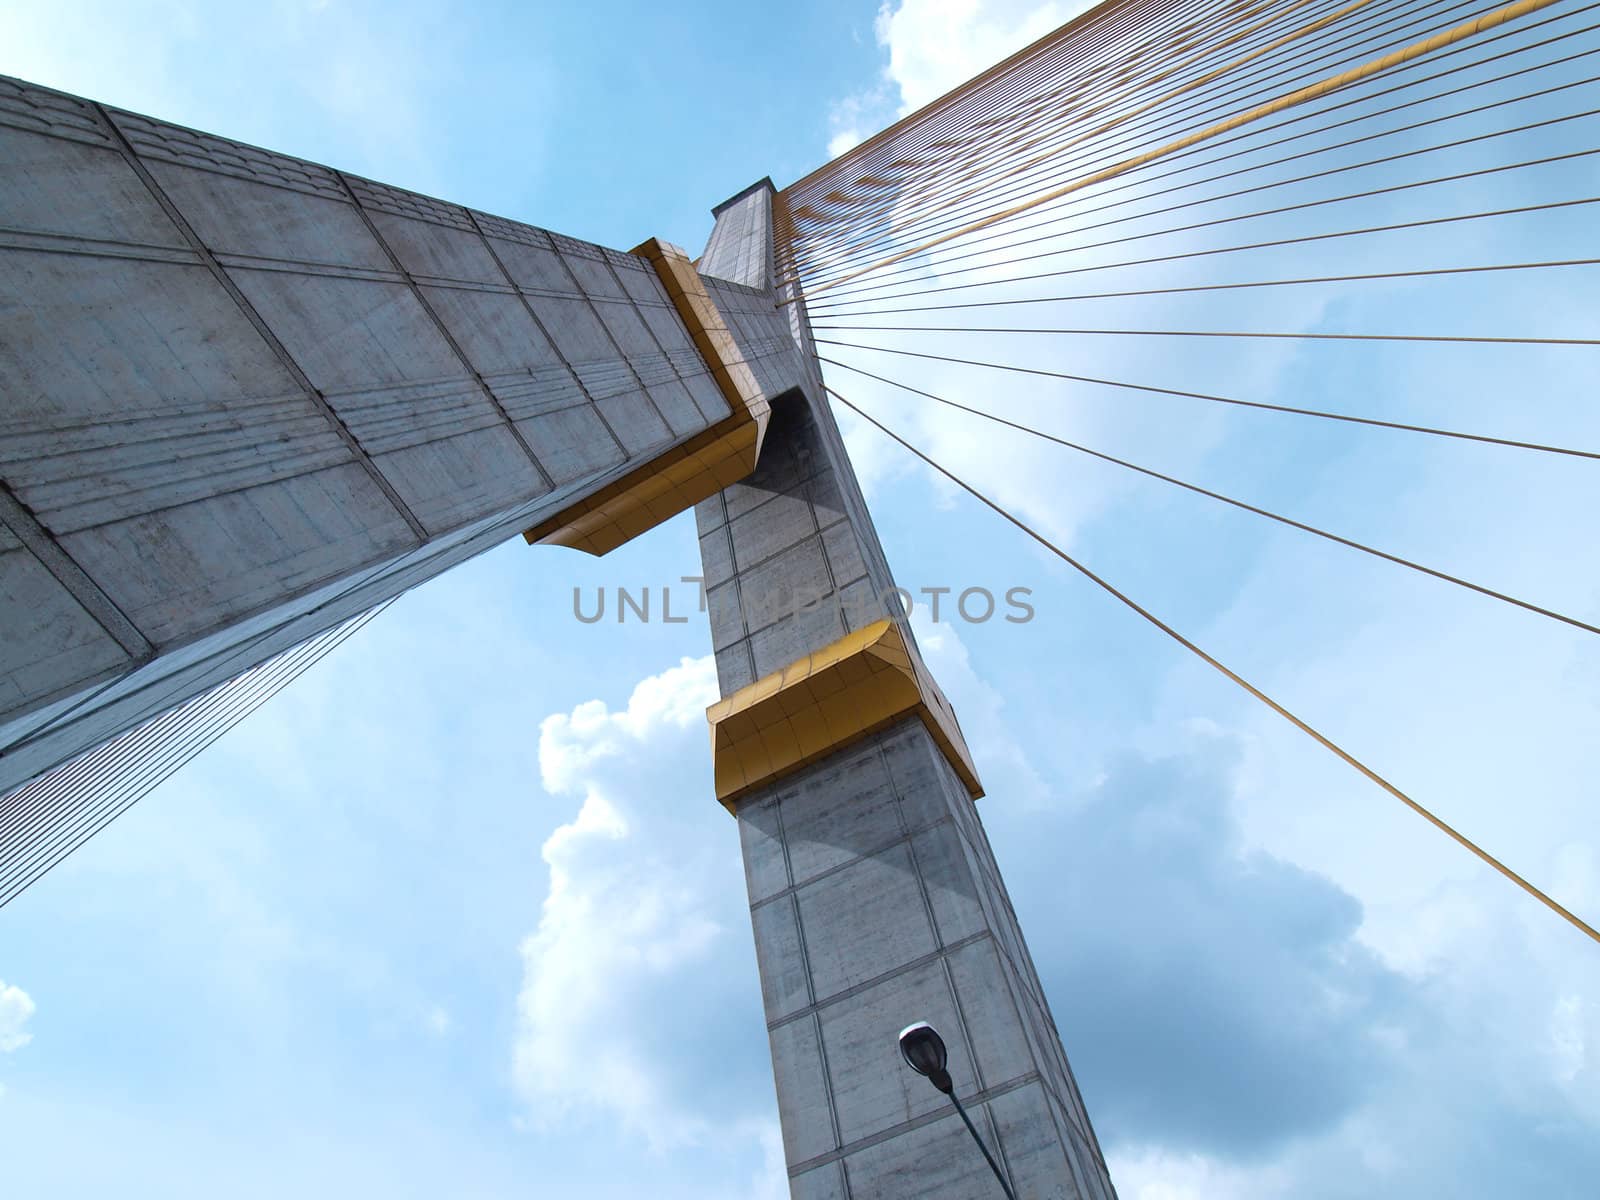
0, 77, 1113, 1197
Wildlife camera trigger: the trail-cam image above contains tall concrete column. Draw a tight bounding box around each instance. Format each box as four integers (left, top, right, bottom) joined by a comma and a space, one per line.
695, 183, 1116, 1199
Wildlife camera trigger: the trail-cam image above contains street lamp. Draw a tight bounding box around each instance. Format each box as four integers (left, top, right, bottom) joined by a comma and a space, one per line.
898, 1022, 1018, 1200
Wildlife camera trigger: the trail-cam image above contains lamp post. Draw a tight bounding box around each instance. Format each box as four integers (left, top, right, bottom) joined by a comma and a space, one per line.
898, 1022, 1018, 1199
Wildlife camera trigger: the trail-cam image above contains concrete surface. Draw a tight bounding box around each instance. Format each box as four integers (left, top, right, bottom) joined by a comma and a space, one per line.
697, 183, 1115, 1199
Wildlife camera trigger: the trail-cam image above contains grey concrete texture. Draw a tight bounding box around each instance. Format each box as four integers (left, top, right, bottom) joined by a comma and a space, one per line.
0, 74, 745, 795
695, 185, 923, 696
695, 184, 1115, 1197
738, 719, 1116, 1199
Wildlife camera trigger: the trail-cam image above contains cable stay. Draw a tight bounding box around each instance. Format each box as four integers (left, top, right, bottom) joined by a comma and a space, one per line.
820, 355, 1600, 638
814, 340, 1600, 461
824, 383, 1600, 950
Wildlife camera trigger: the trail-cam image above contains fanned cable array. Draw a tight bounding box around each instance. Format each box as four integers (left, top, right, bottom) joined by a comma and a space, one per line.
778, 0, 1600, 943
0, 601, 391, 908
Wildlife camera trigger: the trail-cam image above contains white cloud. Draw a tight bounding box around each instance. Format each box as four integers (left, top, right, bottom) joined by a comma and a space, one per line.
910, 609, 1050, 805
877, 0, 1101, 115
515, 655, 781, 1189
825, 2, 1102, 164
1108, 1146, 1292, 1200
826, 86, 889, 161
519, 658, 719, 1141
0, 979, 36, 1053
537, 656, 716, 795
828, 128, 867, 158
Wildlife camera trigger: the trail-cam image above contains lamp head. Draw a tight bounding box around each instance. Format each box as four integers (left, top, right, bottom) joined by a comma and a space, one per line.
898, 1021, 953, 1093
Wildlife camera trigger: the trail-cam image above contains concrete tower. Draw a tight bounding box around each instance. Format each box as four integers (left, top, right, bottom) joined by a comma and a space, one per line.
0, 76, 1113, 1198
694, 182, 1114, 1198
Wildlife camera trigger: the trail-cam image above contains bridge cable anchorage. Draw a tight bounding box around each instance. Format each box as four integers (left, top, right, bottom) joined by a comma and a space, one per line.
790, 0, 1572, 300
812, 339, 1600, 463
804, 104, 1600, 310
784, 0, 1393, 205
781, 0, 1427, 273
789, 6, 1596, 281
802, 139, 1600, 311
800, 52, 1600, 289
791, 14, 1600, 289
822, 384, 1600, 950
0, 605, 388, 904
785, 0, 1485, 268
788, 0, 1592, 282
819, 354, 1600, 637
0, 599, 395, 909
796, 191, 1600, 320
0, 634, 333, 881
0, 621, 358, 899
779, 2, 1600, 288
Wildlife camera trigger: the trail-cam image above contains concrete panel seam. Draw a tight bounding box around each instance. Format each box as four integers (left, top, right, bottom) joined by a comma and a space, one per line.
947, 802, 1031, 937
0, 529, 408, 763
794, 456, 842, 597
333, 169, 555, 491
597, 255, 713, 422
722, 474, 840, 555
937, 952, 984, 1095
0, 484, 153, 659
106, 105, 345, 200
88, 102, 429, 542
463, 210, 630, 460
765, 929, 993, 1033
995, 959, 1105, 1163
208, 252, 408, 284
998, 932, 1075, 1065
810, 1009, 847, 1160
747, 811, 954, 909
1051, 1098, 1097, 1200
0, 663, 128, 749
971, 909, 1104, 1158
384, 274, 517, 296
520, 249, 773, 556
726, 585, 760, 723
874, 740, 914, 841
785, 890, 820, 1009
1019, 1037, 1103, 1182
786, 1070, 1041, 1178
772, 775, 799, 892
0, 74, 113, 145
0, 228, 202, 265
547, 242, 673, 436
979, 1093, 1024, 1200
954, 824, 1079, 1062
1034, 1067, 1103, 1171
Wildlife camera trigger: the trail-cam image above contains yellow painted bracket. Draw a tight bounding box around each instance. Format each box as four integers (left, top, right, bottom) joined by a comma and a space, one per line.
706, 618, 983, 813
522, 238, 770, 555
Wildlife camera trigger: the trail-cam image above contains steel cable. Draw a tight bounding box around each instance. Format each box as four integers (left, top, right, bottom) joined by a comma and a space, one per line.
795, 7, 1600, 296
814, 340, 1600, 460
825, 383, 1600, 949
822, 356, 1600, 637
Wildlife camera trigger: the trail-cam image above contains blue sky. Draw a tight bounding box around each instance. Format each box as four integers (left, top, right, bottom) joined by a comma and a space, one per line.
2, 2, 1599, 1197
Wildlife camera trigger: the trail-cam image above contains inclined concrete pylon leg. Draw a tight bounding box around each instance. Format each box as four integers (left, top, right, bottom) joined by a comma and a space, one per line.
0, 75, 751, 797
694, 181, 1116, 1199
